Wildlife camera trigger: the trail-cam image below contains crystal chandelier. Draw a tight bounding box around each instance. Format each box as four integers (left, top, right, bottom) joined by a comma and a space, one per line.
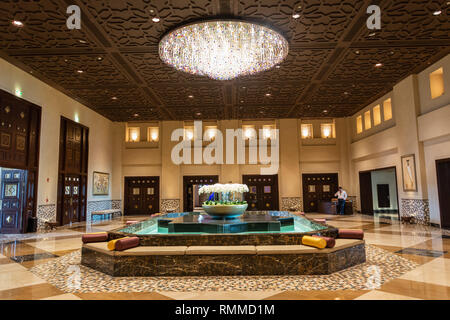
159, 20, 289, 80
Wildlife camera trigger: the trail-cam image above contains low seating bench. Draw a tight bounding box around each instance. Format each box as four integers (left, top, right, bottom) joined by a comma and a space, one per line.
91, 209, 121, 221
81, 239, 366, 276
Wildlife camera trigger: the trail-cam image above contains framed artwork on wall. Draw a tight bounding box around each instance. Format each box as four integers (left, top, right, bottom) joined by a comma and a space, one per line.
93, 171, 109, 195
401, 154, 417, 192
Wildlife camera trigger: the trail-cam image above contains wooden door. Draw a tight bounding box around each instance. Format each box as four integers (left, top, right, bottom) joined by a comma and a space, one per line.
242, 175, 279, 211
124, 177, 160, 215
377, 184, 390, 208
359, 171, 373, 215
183, 176, 219, 212
302, 173, 338, 213
0, 169, 27, 233
56, 118, 88, 226
436, 159, 450, 229
61, 174, 81, 225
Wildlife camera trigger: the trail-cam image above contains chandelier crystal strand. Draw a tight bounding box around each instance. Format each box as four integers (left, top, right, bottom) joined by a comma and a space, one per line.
159, 20, 289, 80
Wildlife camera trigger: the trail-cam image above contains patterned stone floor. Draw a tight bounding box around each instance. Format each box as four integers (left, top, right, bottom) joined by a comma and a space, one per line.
0, 213, 449, 300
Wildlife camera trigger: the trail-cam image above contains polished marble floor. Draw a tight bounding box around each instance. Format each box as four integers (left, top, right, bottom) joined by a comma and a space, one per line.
0, 213, 449, 300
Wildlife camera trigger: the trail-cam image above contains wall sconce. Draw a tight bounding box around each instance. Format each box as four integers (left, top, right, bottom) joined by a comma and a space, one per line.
128, 127, 140, 142
262, 125, 275, 140
184, 127, 194, 141
321, 123, 333, 139
242, 125, 256, 139
205, 126, 217, 140
301, 124, 313, 139
148, 127, 159, 142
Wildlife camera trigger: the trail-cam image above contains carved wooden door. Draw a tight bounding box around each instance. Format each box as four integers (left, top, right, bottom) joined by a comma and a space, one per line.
0, 169, 26, 233
242, 175, 279, 211
302, 173, 339, 212
124, 177, 160, 215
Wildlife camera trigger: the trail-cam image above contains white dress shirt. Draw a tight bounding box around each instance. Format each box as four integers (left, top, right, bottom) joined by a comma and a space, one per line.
334, 190, 347, 200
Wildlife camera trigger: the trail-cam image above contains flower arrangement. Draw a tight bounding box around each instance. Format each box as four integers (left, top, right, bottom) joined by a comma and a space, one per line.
199, 183, 249, 206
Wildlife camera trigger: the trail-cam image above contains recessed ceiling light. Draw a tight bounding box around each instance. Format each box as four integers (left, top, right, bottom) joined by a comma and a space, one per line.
355, 50, 360, 54
12, 20, 24, 27
323, 110, 328, 113
188, 95, 194, 98
196, 112, 202, 116
97, 56, 103, 61
77, 70, 84, 73
344, 92, 349, 95
375, 63, 383, 67
292, 13, 300, 19
112, 97, 117, 100
368, 32, 376, 37
265, 93, 271, 97
433, 10, 442, 16
240, 100, 244, 103
78, 39, 87, 44
133, 113, 139, 117
152, 17, 160, 23
275, 65, 281, 68
149, 9, 154, 13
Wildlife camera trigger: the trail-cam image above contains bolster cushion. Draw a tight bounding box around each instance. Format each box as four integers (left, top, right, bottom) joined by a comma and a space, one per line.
126, 220, 139, 225
114, 237, 140, 251
82, 232, 108, 243
338, 229, 364, 240
302, 235, 326, 249
312, 235, 336, 248
107, 237, 128, 251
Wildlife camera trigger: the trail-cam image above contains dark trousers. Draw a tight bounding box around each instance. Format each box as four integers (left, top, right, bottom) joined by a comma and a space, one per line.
338, 199, 345, 215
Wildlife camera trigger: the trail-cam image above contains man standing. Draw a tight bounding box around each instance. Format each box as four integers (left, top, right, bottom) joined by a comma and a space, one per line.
334, 186, 348, 215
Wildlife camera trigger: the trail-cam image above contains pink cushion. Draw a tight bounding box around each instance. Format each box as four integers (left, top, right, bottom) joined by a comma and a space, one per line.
338, 229, 364, 240
82, 233, 108, 243
313, 218, 326, 223
114, 237, 140, 251
312, 235, 336, 248
126, 220, 139, 225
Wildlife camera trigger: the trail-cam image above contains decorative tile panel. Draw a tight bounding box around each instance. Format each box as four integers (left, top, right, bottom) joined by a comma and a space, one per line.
400, 199, 430, 225
281, 197, 302, 212
36, 204, 56, 231
160, 199, 180, 213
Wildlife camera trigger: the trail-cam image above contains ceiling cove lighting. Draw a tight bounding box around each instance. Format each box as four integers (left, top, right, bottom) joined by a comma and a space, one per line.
159, 20, 289, 80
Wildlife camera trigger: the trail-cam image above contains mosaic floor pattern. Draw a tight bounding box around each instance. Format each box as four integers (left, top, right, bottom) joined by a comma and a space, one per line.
29, 245, 418, 293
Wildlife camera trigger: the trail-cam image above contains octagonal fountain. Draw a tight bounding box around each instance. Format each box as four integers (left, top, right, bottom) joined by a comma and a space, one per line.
81, 184, 365, 276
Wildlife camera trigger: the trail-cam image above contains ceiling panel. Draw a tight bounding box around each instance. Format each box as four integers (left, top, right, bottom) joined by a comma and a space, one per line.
0, 0, 448, 121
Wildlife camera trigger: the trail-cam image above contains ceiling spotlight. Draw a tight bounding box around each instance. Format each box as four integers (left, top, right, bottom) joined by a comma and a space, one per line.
152, 17, 160, 23
77, 70, 84, 73
133, 113, 139, 117
12, 20, 24, 27
375, 63, 383, 67
97, 56, 103, 61
292, 13, 300, 19
344, 92, 349, 95
240, 100, 244, 103
368, 32, 376, 37
265, 93, 272, 97
355, 50, 360, 54
78, 39, 87, 44
196, 112, 202, 116
323, 110, 328, 113
433, 10, 442, 16
188, 95, 194, 98
275, 65, 281, 69
112, 96, 117, 100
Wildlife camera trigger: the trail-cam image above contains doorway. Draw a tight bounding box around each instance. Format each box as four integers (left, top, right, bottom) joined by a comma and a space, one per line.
242, 174, 279, 211
0, 168, 27, 233
436, 158, 450, 229
56, 118, 89, 226
183, 176, 219, 212
302, 173, 338, 213
0, 88, 41, 233
124, 176, 160, 215
359, 167, 399, 219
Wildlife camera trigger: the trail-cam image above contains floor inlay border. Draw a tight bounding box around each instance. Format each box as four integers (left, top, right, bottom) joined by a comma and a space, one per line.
29, 245, 418, 293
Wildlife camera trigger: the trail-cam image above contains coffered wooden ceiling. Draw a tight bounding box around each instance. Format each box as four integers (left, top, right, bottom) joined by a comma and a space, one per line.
0, 0, 449, 121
